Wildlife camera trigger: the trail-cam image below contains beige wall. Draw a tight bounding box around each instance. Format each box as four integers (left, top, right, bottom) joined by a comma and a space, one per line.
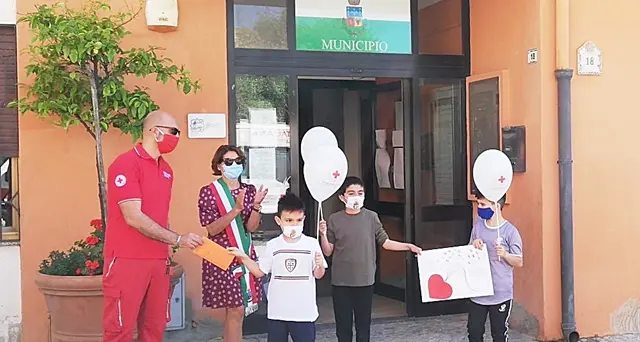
569, 0, 640, 337
470, 0, 561, 339
17, 1, 229, 341
0, 0, 16, 25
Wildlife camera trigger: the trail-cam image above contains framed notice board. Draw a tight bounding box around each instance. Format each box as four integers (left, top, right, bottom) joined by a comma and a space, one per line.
466, 71, 509, 200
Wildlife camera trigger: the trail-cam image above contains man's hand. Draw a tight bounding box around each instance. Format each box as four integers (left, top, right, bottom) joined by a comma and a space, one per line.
314, 252, 324, 268
318, 220, 327, 236
472, 239, 484, 249
407, 243, 422, 255
227, 247, 248, 259
177, 233, 204, 249
234, 189, 246, 213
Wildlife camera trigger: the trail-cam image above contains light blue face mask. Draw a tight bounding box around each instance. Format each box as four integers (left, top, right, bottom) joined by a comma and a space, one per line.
223, 163, 243, 179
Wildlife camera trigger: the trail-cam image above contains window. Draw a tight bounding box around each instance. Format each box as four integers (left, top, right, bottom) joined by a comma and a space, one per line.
0, 24, 19, 242
1, 157, 18, 241
233, 0, 288, 50
418, 80, 466, 205
234, 74, 291, 236
417, 0, 463, 55
467, 73, 503, 197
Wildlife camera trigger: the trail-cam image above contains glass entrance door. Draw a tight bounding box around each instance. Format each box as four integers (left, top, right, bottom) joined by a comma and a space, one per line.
231, 73, 299, 335
368, 79, 409, 302
407, 79, 473, 316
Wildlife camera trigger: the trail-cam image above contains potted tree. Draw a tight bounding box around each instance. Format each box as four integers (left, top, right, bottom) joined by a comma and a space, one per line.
10, 1, 200, 340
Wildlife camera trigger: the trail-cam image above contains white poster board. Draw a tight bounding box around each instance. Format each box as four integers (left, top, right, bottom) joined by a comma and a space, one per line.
417, 245, 494, 303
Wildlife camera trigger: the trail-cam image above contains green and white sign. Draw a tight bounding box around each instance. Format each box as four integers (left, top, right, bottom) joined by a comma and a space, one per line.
295, 0, 412, 54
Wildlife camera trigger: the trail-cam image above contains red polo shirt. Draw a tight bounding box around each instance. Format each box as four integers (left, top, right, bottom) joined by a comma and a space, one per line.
104, 144, 173, 259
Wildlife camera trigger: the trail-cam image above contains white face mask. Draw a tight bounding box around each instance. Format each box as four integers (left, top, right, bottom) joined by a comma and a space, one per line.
346, 195, 365, 210
282, 224, 304, 239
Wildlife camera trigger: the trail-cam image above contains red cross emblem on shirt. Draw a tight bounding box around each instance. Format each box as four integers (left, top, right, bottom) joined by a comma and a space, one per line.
498, 176, 506, 183
332, 171, 341, 179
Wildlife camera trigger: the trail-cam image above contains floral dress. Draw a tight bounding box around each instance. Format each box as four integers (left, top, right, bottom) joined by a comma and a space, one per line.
199, 182, 263, 309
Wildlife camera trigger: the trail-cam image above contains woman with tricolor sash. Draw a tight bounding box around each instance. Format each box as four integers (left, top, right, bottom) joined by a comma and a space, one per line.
198, 145, 269, 342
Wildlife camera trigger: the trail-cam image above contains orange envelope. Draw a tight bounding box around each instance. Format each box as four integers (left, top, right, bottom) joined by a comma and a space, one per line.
192, 237, 235, 271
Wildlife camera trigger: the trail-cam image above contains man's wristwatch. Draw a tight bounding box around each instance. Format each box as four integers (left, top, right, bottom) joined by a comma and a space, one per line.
252, 204, 262, 213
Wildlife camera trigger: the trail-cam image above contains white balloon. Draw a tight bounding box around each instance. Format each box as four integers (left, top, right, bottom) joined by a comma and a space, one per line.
472, 149, 513, 202
301, 126, 338, 162
303, 145, 348, 202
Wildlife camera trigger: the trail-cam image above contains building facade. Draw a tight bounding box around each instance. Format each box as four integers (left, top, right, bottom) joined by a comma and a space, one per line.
6, 0, 640, 341
0, 0, 21, 341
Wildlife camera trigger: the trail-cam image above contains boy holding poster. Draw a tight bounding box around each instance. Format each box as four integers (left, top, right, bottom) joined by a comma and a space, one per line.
228, 193, 327, 342
468, 193, 524, 342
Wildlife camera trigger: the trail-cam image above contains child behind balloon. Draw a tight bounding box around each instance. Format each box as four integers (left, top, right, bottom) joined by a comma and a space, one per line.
467, 192, 523, 342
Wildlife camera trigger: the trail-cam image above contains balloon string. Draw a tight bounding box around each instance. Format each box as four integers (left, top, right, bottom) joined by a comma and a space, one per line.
494, 200, 501, 262
316, 201, 320, 239
316, 201, 323, 239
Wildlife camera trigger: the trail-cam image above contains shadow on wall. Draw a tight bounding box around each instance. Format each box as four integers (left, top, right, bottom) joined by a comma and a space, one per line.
510, 301, 540, 338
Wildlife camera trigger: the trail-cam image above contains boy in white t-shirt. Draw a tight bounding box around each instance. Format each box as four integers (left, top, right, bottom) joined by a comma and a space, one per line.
228, 193, 327, 342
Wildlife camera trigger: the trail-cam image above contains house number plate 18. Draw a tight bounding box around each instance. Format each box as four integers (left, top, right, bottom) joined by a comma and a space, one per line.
577, 41, 602, 76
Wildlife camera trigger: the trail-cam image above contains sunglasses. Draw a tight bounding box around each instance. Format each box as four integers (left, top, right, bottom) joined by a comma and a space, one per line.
155, 125, 181, 136
222, 158, 245, 166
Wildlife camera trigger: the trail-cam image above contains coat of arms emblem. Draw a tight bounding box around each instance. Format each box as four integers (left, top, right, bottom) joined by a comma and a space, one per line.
285, 258, 297, 272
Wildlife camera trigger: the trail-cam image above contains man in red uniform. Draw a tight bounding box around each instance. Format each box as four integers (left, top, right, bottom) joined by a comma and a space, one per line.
102, 110, 203, 342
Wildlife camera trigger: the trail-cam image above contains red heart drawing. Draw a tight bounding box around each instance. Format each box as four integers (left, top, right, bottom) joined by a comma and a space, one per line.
427, 274, 453, 300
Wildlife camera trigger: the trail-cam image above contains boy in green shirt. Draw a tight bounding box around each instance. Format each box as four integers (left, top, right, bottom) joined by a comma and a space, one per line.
318, 176, 421, 342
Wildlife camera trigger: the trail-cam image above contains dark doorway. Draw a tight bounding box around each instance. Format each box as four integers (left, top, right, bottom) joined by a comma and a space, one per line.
298, 77, 410, 325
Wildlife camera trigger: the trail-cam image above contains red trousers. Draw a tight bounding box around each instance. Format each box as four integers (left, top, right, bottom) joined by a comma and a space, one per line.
102, 258, 171, 342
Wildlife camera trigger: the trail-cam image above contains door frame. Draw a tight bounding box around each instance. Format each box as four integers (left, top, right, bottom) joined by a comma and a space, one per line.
226, 0, 472, 326
228, 74, 472, 321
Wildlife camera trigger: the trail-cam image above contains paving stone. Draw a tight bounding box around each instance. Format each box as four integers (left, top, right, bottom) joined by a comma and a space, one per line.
165, 314, 537, 342
165, 315, 640, 341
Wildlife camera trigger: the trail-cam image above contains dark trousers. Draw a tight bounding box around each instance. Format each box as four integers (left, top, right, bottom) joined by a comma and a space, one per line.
267, 319, 315, 342
467, 299, 513, 342
332, 285, 374, 342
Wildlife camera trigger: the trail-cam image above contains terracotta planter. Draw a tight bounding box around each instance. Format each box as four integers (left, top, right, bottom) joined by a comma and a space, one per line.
36, 265, 184, 341
35, 273, 104, 342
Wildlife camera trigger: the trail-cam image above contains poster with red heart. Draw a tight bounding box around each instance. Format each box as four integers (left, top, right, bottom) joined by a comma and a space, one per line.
417, 245, 494, 302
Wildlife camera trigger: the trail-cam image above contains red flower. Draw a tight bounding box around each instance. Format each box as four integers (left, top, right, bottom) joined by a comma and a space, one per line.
76, 268, 82, 275
89, 219, 103, 230
85, 260, 100, 271
85, 235, 99, 246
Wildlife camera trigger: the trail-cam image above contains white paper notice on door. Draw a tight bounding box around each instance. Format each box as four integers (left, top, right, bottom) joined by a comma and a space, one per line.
249, 148, 277, 180
393, 148, 404, 189
417, 245, 494, 303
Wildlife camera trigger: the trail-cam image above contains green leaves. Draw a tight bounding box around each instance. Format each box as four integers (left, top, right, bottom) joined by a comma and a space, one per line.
12, 0, 201, 142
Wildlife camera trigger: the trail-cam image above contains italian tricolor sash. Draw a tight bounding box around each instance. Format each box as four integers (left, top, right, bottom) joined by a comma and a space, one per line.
209, 179, 259, 316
